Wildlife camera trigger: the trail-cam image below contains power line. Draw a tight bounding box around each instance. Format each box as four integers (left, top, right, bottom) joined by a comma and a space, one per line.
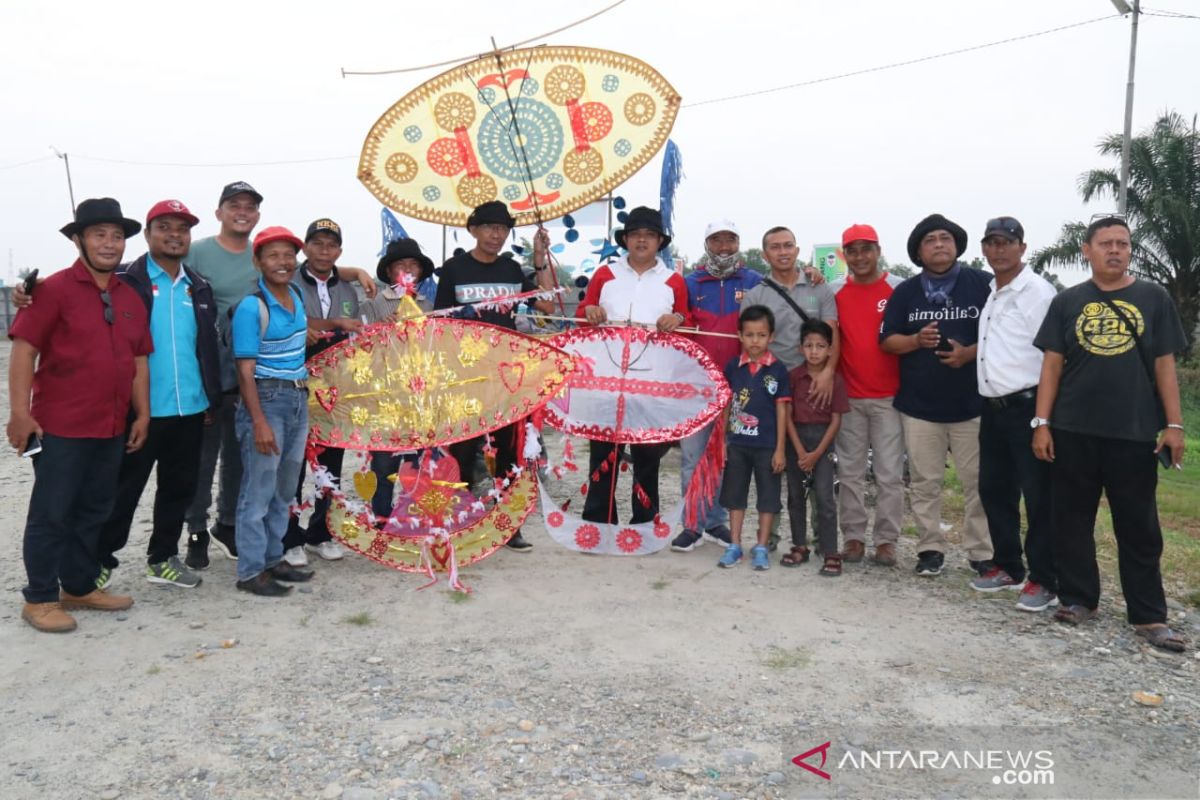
70, 153, 355, 168
341, 0, 628, 77
0, 155, 54, 171
683, 14, 1121, 108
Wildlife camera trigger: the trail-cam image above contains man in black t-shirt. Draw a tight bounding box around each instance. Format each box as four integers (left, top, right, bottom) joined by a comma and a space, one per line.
1032, 215, 1187, 652
434, 201, 555, 552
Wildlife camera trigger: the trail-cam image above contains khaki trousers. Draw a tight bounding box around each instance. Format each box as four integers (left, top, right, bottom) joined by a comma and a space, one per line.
836, 397, 905, 547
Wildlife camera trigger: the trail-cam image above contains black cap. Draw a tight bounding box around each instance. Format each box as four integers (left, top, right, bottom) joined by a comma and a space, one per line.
305, 218, 342, 245
615, 206, 671, 251
377, 238, 434, 284
60, 197, 142, 240
466, 200, 516, 229
907, 213, 967, 267
983, 216, 1024, 243
218, 181, 263, 206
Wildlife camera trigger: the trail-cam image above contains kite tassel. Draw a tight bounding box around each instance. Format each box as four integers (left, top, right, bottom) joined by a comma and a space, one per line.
683, 422, 725, 532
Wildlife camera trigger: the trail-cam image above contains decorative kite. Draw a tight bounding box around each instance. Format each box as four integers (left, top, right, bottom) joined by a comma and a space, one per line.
536, 325, 731, 555
357, 45, 681, 227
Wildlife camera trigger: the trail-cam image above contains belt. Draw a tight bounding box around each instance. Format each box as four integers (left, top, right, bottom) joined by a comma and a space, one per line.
984, 387, 1036, 410
255, 377, 308, 390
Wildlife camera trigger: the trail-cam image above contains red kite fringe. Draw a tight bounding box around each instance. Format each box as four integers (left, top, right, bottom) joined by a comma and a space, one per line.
683, 423, 726, 531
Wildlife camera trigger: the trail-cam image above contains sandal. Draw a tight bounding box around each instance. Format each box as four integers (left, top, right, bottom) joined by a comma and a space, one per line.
1053, 604, 1098, 626
780, 546, 810, 568
1134, 625, 1186, 653
819, 555, 842, 577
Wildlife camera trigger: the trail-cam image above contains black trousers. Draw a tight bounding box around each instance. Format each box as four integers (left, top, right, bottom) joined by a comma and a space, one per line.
581, 441, 671, 525
785, 426, 838, 556
1051, 429, 1168, 625
978, 397, 1055, 589
98, 414, 205, 568
285, 446, 345, 549
448, 422, 524, 535
22, 433, 126, 602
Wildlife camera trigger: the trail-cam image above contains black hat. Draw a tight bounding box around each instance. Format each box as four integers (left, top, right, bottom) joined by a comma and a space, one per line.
305, 218, 343, 245
219, 181, 263, 206
615, 206, 671, 251
907, 213, 967, 267
377, 238, 434, 284
466, 200, 516, 229
982, 216, 1024, 243
59, 197, 141, 240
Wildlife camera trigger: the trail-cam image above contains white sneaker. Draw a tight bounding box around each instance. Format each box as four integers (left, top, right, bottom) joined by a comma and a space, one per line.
283, 546, 309, 567
306, 540, 345, 561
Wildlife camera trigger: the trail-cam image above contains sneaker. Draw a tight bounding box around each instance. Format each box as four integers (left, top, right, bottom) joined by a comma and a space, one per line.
95, 566, 112, 591
185, 531, 209, 571
505, 532, 534, 552
751, 544, 770, 571
767, 530, 780, 552
914, 550, 945, 577
269, 563, 314, 583
717, 544, 744, 569
283, 546, 309, 567
1015, 582, 1060, 612
236, 573, 292, 597
146, 556, 202, 589
210, 524, 238, 560
671, 529, 704, 552
59, 588, 134, 611
970, 567, 1024, 593
21, 602, 77, 633
306, 540, 346, 561
703, 525, 733, 548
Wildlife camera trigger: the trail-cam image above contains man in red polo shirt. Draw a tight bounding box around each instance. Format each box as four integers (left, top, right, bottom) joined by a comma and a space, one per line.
831, 224, 906, 567
7, 198, 153, 633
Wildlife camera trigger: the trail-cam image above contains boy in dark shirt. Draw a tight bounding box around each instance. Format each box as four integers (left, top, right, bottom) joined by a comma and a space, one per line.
717, 305, 791, 571
786, 320, 850, 576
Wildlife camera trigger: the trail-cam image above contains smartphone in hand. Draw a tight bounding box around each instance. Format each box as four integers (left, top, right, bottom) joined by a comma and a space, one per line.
22, 269, 38, 295
21, 433, 42, 458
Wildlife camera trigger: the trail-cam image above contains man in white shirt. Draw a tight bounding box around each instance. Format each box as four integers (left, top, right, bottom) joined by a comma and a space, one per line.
972, 217, 1059, 611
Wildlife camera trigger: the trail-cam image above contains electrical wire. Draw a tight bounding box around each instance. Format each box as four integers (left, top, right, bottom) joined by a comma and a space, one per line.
0, 155, 54, 171
341, 0, 628, 76
69, 153, 355, 168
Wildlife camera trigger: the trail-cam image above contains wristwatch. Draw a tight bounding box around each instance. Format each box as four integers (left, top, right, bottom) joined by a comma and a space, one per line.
1030, 417, 1050, 429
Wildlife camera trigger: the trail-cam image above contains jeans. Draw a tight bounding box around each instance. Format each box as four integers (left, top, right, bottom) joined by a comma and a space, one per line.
582, 441, 671, 524
285, 446, 344, 549
978, 396, 1055, 588
785, 424, 838, 556
234, 387, 307, 581
835, 397, 905, 547
678, 421, 727, 532
22, 433, 126, 602
99, 413, 205, 568
901, 414, 992, 561
186, 392, 241, 535
1051, 429, 1167, 624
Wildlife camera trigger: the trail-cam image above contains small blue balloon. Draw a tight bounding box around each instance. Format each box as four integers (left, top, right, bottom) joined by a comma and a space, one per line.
616, 211, 629, 223
613, 196, 626, 209
563, 214, 576, 228
551, 243, 566, 254
574, 275, 589, 288
565, 229, 579, 242
590, 238, 604, 246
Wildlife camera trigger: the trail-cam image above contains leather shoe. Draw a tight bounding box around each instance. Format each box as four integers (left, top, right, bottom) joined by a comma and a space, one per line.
60, 588, 134, 611
872, 543, 897, 567
22, 602, 77, 633
842, 540, 865, 562
236, 573, 292, 597
269, 563, 314, 583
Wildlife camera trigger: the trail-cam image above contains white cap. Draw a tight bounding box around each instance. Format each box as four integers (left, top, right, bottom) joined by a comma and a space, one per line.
704, 220, 740, 239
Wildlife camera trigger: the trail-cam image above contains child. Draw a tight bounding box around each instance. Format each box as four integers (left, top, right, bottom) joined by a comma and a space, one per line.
785, 319, 850, 576
231, 226, 314, 596
717, 305, 791, 571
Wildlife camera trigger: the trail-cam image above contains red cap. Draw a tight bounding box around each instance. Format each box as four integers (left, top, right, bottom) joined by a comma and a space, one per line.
146, 199, 199, 228
841, 223, 879, 247
252, 226, 304, 255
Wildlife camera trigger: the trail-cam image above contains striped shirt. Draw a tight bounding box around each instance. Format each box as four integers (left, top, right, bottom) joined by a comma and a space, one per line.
231, 278, 308, 380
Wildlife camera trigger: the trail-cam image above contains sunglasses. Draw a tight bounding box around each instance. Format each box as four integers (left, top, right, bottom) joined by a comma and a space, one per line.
1089, 212, 1127, 223
100, 290, 113, 325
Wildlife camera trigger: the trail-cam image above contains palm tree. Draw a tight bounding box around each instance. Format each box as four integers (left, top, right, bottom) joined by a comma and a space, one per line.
1032, 112, 1200, 351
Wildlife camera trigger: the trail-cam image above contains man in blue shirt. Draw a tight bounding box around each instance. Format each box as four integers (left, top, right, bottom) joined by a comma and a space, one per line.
95, 200, 222, 589
231, 226, 313, 597
881, 214, 994, 578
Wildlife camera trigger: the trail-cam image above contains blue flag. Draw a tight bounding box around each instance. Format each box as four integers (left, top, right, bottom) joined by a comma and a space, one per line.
378, 207, 409, 256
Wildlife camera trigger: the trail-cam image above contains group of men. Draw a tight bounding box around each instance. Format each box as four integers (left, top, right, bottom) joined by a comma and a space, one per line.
5, 185, 1189, 653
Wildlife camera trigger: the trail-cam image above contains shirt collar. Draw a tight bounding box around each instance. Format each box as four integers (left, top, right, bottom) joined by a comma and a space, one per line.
146, 254, 191, 285
616, 254, 668, 275
995, 263, 1031, 294
738, 350, 777, 368
300, 261, 339, 286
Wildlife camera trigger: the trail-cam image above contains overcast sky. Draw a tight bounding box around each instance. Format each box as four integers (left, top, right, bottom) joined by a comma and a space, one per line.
3, 0, 1198, 285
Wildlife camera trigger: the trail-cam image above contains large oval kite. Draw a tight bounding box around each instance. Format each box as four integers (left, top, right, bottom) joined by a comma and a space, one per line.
542, 326, 730, 444
358, 45, 680, 227
306, 317, 576, 451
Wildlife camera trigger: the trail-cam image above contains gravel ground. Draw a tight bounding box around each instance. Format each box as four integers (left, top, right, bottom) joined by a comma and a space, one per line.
1, 341, 1197, 800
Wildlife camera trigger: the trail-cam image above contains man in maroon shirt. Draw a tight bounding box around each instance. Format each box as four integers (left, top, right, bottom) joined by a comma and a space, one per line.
7, 198, 152, 633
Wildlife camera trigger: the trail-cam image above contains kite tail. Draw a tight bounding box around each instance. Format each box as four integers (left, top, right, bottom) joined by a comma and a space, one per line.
658, 139, 683, 250
683, 422, 725, 532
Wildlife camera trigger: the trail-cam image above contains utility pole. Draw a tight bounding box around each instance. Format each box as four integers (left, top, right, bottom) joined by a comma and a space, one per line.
1112, 0, 1140, 214
49, 146, 76, 213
